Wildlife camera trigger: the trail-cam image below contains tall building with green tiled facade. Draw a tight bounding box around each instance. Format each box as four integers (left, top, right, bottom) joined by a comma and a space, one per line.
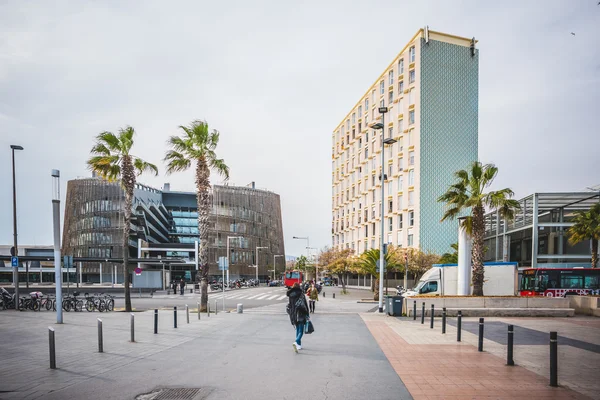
331, 28, 478, 255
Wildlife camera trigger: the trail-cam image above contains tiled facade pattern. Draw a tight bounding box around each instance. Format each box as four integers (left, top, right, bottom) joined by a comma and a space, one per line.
332, 29, 479, 255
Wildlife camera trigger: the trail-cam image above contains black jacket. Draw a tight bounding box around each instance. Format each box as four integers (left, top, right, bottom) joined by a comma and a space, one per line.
286, 287, 308, 326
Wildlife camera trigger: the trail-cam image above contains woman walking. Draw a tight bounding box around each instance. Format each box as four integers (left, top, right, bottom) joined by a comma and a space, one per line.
307, 283, 318, 313
287, 282, 309, 353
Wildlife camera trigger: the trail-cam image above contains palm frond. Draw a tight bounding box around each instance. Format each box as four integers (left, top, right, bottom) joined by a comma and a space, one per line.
164, 150, 191, 174
209, 157, 230, 180
440, 206, 463, 222
133, 157, 158, 176
167, 135, 191, 154
90, 143, 111, 156
95, 131, 122, 152
118, 126, 135, 154
87, 155, 121, 181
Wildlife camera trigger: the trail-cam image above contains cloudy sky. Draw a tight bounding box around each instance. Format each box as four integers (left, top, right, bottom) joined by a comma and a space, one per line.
1, 0, 599, 257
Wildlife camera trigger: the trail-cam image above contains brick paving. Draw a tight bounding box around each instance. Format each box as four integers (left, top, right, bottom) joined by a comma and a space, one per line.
362, 314, 592, 400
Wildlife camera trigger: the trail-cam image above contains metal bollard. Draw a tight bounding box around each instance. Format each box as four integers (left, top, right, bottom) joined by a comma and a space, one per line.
323, 291, 325, 297
190, 289, 193, 294
413, 301, 416, 321
421, 302, 425, 324
430, 305, 434, 329
507, 325, 514, 366
154, 309, 158, 334
333, 293, 335, 299
186, 304, 190, 324
207, 301, 210, 317
442, 308, 446, 334
174, 307, 178, 328
197, 302, 201, 320
98, 318, 103, 353
478, 318, 484, 352
457, 311, 462, 342
550, 331, 558, 387
237, 303, 243, 313
214, 300, 217, 315
48, 327, 56, 369
130, 313, 135, 342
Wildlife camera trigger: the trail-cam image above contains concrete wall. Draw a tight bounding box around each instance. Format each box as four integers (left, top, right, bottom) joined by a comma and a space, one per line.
403, 296, 570, 311
568, 296, 600, 316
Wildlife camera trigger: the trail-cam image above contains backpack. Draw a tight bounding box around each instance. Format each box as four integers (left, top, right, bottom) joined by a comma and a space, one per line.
294, 296, 307, 313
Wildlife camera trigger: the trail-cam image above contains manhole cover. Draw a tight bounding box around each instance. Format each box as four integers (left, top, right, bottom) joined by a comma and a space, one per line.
136, 388, 212, 400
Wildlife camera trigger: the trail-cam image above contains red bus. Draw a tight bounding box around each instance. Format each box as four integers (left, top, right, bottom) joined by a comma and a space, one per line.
284, 270, 303, 288
520, 268, 600, 297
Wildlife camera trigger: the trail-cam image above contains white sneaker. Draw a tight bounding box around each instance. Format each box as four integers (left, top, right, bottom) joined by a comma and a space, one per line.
292, 342, 298, 353
297, 344, 302, 350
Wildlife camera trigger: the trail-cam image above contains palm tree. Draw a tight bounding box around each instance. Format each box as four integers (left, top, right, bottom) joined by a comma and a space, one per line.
568, 203, 600, 268
356, 247, 402, 297
439, 243, 459, 264
438, 162, 520, 296
87, 127, 158, 312
164, 120, 229, 312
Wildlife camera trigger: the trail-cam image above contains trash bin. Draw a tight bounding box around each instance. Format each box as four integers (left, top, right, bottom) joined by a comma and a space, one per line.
387, 296, 403, 316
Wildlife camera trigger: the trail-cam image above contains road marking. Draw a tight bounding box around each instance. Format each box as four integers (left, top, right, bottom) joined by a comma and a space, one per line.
266, 295, 279, 300
246, 294, 262, 300
276, 295, 287, 300
255, 294, 270, 300
226, 293, 245, 299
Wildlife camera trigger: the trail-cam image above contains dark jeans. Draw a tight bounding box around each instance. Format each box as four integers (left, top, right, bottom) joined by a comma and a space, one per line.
180, 287, 184, 295
295, 323, 304, 346
309, 300, 315, 313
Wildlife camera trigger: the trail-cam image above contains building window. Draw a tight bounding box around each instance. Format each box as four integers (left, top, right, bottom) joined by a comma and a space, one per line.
409, 46, 415, 63
388, 70, 394, 85
387, 234, 392, 244
398, 97, 403, 111
365, 98, 369, 110
408, 130, 413, 146
408, 234, 414, 247
380, 80, 385, 95
388, 126, 393, 139
371, 205, 375, 219
408, 170, 414, 186
372, 108, 375, 119
409, 70, 415, 84
388, 164, 393, 178
388, 200, 393, 213
388, 217, 393, 232
398, 80, 404, 94
397, 195, 403, 211
398, 119, 403, 133
398, 214, 403, 228
398, 58, 404, 73
358, 105, 362, 117
380, 99, 385, 108
388, 181, 393, 195
409, 110, 415, 125
408, 191, 414, 206
358, 122, 361, 132
372, 190, 375, 202
372, 222, 376, 235
409, 151, 414, 165
409, 210, 414, 226
371, 239, 375, 249
397, 231, 403, 245
365, 148, 369, 158
364, 225, 368, 237
398, 175, 403, 189
409, 89, 415, 105
398, 157, 403, 172
347, 119, 350, 130
388, 90, 393, 105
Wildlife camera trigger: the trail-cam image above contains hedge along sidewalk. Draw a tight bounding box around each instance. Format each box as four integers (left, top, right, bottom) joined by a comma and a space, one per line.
360, 313, 590, 400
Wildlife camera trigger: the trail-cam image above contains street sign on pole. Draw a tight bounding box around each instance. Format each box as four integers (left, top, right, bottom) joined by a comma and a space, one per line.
218, 256, 229, 271
11, 256, 18, 268
376, 259, 386, 273
135, 267, 142, 275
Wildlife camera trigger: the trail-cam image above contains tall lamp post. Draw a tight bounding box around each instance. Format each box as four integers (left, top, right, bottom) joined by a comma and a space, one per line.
255, 246, 268, 284
224, 236, 242, 311
274, 254, 284, 282
372, 106, 397, 313
307, 247, 319, 282
292, 236, 309, 282
52, 170, 63, 323
10, 144, 24, 309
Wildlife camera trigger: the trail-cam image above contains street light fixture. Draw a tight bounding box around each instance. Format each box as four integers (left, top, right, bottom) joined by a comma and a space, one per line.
224, 236, 242, 311
372, 105, 396, 313
273, 254, 284, 282
51, 170, 63, 323
10, 144, 24, 309
306, 247, 319, 282
255, 246, 268, 284
292, 236, 309, 281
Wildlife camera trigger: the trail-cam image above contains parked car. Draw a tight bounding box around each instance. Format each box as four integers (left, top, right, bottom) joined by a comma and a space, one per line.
268, 280, 280, 287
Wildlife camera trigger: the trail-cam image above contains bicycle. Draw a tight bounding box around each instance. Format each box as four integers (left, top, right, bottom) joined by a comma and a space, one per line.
19, 295, 40, 311
85, 293, 105, 312
63, 292, 83, 312
101, 293, 114, 311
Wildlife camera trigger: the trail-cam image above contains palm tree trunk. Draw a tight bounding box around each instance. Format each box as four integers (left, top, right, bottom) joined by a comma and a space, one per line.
196, 158, 211, 312
592, 239, 598, 269
121, 157, 135, 312
472, 204, 485, 296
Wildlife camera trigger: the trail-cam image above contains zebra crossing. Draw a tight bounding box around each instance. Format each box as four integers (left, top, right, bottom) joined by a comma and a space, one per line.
214, 288, 288, 302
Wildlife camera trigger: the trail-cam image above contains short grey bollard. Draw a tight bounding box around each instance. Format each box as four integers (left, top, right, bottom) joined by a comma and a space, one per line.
550, 331, 558, 387
478, 318, 484, 352
421, 302, 425, 324
174, 307, 178, 328
214, 300, 218, 315
323, 291, 325, 297
130, 313, 135, 342
237, 303, 243, 314
333, 293, 335, 299
154, 309, 158, 334
97, 318, 103, 353
430, 305, 434, 329
197, 302, 201, 320
413, 300, 416, 321
186, 304, 190, 324
457, 311, 462, 342
507, 325, 514, 366
207, 301, 210, 317
442, 307, 446, 334
48, 327, 56, 369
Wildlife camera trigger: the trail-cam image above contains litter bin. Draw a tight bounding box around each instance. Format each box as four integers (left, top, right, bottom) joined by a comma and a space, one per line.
387, 296, 403, 316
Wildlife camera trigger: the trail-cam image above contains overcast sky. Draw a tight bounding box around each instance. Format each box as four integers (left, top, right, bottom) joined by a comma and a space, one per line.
1, 0, 599, 257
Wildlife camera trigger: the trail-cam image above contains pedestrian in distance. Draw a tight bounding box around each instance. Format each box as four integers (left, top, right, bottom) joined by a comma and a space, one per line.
172, 280, 177, 295
179, 279, 185, 295
287, 282, 310, 353
307, 283, 318, 313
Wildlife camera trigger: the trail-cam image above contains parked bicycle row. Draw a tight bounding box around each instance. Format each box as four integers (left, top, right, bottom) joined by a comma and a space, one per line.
0, 288, 115, 312
210, 279, 260, 291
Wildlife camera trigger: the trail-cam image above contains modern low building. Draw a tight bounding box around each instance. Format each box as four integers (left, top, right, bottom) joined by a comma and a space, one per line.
0, 245, 53, 284
483, 191, 600, 268
62, 178, 285, 287
332, 27, 479, 255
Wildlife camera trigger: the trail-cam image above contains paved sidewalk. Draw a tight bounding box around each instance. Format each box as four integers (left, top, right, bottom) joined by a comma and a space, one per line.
362, 313, 598, 399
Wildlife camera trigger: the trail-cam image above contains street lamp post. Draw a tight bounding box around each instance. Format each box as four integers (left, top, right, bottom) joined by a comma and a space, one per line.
372, 108, 397, 313
255, 246, 268, 284
307, 247, 318, 282
274, 254, 284, 282
293, 236, 309, 281
225, 236, 242, 311
10, 144, 24, 309
52, 170, 63, 324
